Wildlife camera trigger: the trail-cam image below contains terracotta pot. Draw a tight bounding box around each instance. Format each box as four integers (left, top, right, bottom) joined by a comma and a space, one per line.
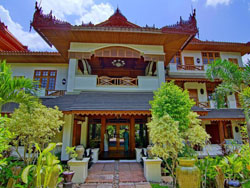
176, 157, 200, 188
75, 145, 84, 160
62, 171, 75, 183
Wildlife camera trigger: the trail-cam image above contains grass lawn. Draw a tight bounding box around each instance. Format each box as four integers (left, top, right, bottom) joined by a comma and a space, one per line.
151, 184, 169, 188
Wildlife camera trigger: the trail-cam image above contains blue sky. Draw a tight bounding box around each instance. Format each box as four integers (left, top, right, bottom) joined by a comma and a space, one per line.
0, 0, 249, 61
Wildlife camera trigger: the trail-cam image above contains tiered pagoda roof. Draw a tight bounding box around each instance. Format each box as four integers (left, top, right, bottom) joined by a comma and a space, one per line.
30, 2, 199, 64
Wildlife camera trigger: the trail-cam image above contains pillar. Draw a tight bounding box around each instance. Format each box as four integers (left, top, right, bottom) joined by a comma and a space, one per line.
100, 117, 106, 151
157, 61, 165, 88
130, 116, 135, 151
67, 58, 77, 92
80, 117, 88, 148
219, 121, 225, 143
61, 114, 74, 161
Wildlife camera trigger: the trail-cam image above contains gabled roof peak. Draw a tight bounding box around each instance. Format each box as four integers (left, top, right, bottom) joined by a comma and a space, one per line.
95, 7, 140, 28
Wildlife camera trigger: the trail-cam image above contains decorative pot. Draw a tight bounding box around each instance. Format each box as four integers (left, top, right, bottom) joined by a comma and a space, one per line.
176, 157, 200, 188
62, 171, 75, 183
75, 145, 84, 160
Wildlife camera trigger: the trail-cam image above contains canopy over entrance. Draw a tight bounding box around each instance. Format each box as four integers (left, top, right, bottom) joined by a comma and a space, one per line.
31, 3, 198, 65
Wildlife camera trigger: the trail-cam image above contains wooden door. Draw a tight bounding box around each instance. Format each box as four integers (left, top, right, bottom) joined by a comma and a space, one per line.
188, 89, 198, 105
184, 57, 195, 70
206, 124, 220, 144
72, 120, 81, 146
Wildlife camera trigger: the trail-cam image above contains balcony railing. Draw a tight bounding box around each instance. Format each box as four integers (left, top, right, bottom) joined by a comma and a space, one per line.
198, 102, 210, 108
97, 76, 138, 87
177, 65, 204, 71
45, 90, 66, 96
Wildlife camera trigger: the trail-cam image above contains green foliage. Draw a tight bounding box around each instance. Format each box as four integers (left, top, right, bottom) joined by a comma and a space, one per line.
150, 81, 194, 131
197, 156, 222, 188
0, 114, 14, 160
66, 146, 77, 159
151, 184, 169, 188
183, 112, 210, 148
0, 157, 25, 187
0, 60, 38, 112
7, 102, 64, 165
220, 153, 244, 181
206, 59, 250, 141
241, 87, 250, 118
21, 143, 63, 188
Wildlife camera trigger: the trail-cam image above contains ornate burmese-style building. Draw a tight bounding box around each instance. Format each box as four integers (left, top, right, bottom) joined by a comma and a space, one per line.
1, 4, 250, 161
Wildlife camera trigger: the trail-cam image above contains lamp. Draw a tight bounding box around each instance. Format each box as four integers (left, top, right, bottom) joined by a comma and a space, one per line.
62, 78, 66, 85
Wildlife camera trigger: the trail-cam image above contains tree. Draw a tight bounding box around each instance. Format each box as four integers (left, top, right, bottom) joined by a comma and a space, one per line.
206, 59, 250, 143
6, 102, 64, 165
150, 81, 194, 131
0, 60, 37, 113
148, 114, 183, 186
0, 112, 14, 165
148, 83, 210, 187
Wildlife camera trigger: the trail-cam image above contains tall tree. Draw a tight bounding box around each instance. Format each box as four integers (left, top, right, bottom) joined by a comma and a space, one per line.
0, 60, 37, 113
206, 59, 250, 143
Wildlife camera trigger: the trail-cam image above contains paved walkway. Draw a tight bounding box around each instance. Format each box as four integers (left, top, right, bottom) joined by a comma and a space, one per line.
79, 161, 151, 188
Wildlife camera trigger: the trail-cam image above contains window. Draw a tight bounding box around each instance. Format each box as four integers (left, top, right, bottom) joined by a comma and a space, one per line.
228, 58, 238, 65
170, 52, 181, 65
202, 52, 220, 64
33, 70, 57, 90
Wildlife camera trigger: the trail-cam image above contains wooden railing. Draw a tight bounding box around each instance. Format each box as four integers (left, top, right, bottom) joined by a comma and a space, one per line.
97, 76, 138, 86
45, 90, 66, 96
198, 102, 210, 108
177, 65, 204, 71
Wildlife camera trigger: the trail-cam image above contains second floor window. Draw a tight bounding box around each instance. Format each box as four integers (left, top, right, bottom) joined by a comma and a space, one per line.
228, 58, 238, 65
170, 52, 181, 65
202, 52, 220, 64
34, 70, 57, 90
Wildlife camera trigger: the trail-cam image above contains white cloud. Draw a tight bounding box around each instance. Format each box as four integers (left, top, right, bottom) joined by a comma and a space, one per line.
206, 0, 231, 6
192, 0, 232, 6
242, 54, 250, 65
41, 0, 114, 25
0, 5, 51, 51
75, 3, 114, 25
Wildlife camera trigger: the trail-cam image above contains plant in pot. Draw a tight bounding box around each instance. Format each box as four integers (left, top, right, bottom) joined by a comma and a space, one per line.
220, 153, 243, 188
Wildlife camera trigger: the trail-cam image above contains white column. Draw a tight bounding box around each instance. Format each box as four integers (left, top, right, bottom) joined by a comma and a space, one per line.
80, 117, 88, 148
67, 59, 77, 92
61, 114, 74, 161
157, 61, 165, 88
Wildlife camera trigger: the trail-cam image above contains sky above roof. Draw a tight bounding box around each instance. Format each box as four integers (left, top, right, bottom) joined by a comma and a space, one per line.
0, 0, 249, 62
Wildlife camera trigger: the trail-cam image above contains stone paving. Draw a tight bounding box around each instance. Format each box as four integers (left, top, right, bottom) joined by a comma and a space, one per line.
79, 161, 151, 188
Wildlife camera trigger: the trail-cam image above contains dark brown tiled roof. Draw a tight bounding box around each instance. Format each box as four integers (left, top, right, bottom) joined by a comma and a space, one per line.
200, 109, 245, 120
1, 92, 207, 113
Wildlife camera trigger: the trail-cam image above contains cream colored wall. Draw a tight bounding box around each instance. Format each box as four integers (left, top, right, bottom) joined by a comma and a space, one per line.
220, 52, 243, 67
69, 42, 165, 55
9, 63, 68, 91
184, 82, 208, 102
181, 50, 203, 66
80, 117, 88, 148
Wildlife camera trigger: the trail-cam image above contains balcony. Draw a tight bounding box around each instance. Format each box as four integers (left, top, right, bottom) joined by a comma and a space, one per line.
73, 75, 159, 92
97, 76, 138, 87
45, 90, 66, 96
177, 65, 204, 71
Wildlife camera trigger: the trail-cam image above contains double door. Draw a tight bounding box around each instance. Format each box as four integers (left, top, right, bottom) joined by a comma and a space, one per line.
106, 124, 129, 151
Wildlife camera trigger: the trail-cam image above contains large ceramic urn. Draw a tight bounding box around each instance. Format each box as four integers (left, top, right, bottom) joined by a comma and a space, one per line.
75, 145, 84, 160
176, 157, 200, 188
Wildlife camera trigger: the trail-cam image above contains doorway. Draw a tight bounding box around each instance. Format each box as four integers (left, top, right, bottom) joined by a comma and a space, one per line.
106, 124, 130, 151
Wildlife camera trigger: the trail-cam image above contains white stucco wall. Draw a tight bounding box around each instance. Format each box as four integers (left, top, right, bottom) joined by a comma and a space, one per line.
9, 63, 68, 91
220, 52, 243, 67
232, 121, 242, 143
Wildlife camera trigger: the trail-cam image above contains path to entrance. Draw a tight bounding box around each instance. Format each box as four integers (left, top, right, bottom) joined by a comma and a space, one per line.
80, 161, 151, 188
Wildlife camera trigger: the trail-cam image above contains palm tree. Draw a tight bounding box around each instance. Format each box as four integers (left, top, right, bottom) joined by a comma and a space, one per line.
206, 59, 250, 144
0, 60, 38, 113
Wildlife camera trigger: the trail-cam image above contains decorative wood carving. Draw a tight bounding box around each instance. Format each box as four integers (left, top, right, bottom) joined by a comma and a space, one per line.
95, 46, 141, 58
